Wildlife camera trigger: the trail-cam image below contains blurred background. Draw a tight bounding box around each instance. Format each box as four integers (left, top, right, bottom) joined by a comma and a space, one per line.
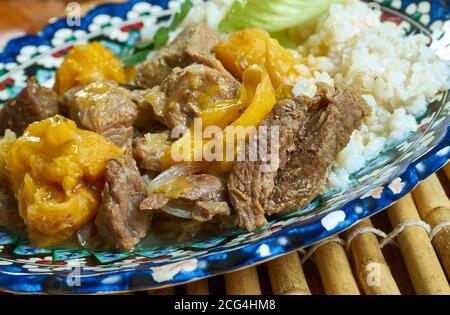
0, 0, 126, 48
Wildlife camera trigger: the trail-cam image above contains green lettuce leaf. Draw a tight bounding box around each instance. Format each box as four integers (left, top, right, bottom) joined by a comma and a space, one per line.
219, 0, 341, 40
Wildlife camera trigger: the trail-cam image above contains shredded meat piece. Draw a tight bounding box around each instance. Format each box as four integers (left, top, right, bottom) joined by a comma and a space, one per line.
63, 80, 137, 147
192, 200, 230, 223
265, 84, 371, 214
0, 180, 25, 235
145, 63, 240, 130
227, 98, 310, 230
129, 89, 158, 130
228, 84, 371, 230
0, 77, 59, 135
134, 23, 224, 88
132, 132, 171, 172
95, 153, 151, 251
140, 192, 170, 211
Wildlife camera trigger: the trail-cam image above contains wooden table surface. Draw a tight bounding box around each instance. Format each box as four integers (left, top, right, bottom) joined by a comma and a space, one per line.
0, 0, 126, 48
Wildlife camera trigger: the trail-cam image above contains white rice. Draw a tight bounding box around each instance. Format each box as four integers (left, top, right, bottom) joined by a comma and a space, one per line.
184, 0, 235, 30
303, 0, 449, 116
292, 69, 335, 98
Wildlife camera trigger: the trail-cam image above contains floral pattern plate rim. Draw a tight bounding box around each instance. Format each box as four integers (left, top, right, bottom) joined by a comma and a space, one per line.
0, 0, 449, 294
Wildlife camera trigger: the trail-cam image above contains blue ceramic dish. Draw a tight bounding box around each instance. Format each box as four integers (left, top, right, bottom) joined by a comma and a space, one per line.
0, 0, 449, 294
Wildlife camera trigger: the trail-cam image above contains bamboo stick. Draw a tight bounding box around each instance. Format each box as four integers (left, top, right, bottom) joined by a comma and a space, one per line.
266, 252, 311, 295
344, 219, 400, 295
117, 292, 134, 295
387, 194, 450, 294
186, 279, 210, 295
225, 267, 261, 295
314, 240, 360, 295
412, 174, 450, 278
148, 286, 175, 295
444, 163, 450, 180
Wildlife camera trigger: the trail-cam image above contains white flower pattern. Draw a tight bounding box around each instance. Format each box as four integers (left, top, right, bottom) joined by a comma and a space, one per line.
388, 177, 405, 194
16, 45, 64, 68
0, 62, 27, 101
151, 258, 198, 283
89, 14, 129, 42
16, 45, 50, 64
405, 1, 431, 25
321, 211, 346, 231
51, 28, 87, 46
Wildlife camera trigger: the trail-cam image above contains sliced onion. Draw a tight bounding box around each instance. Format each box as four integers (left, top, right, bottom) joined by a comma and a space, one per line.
162, 205, 193, 219
161, 199, 194, 219
148, 162, 205, 192
77, 222, 101, 249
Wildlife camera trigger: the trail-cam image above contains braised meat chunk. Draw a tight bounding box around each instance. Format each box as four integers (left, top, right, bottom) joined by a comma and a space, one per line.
146, 63, 240, 130
228, 84, 371, 230
129, 89, 158, 131
63, 81, 137, 147
132, 23, 240, 131
265, 84, 371, 214
0, 130, 23, 234
140, 192, 170, 211
134, 23, 223, 88
227, 98, 310, 230
0, 180, 25, 235
132, 132, 171, 172
192, 201, 230, 223
95, 154, 151, 251
0, 77, 59, 135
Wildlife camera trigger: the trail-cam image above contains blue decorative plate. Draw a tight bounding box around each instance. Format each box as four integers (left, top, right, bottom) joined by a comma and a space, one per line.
0, 0, 449, 294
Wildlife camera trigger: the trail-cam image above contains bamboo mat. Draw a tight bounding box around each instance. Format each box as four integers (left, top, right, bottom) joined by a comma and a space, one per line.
2, 164, 449, 295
